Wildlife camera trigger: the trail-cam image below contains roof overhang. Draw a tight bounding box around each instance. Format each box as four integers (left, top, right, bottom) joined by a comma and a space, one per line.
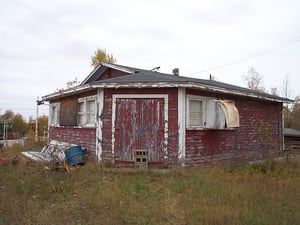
284, 128, 300, 137
42, 84, 93, 101
42, 81, 292, 104
89, 82, 292, 103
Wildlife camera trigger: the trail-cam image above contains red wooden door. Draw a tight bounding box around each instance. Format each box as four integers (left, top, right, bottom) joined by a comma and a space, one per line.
114, 98, 165, 162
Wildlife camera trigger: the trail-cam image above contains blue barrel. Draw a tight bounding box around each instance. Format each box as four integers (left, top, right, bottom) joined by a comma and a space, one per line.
65, 146, 85, 166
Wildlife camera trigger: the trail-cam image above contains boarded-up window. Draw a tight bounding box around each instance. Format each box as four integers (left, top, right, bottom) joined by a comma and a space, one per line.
60, 97, 78, 126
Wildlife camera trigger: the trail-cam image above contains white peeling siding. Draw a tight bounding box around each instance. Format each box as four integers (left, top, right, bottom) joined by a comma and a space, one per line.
178, 88, 186, 165
96, 88, 104, 162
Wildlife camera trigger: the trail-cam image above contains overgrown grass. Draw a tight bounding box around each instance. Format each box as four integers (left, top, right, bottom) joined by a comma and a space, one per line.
0, 142, 299, 225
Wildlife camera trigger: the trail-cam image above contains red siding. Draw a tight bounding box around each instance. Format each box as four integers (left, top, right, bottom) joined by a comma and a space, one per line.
97, 68, 128, 81
49, 127, 97, 161
167, 88, 179, 162
185, 89, 283, 166
49, 86, 284, 167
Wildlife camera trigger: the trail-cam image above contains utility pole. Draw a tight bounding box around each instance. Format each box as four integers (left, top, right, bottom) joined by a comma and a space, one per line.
3, 121, 6, 141
35, 97, 44, 142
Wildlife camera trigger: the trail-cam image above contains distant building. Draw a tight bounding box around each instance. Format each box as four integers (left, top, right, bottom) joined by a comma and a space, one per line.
284, 128, 300, 155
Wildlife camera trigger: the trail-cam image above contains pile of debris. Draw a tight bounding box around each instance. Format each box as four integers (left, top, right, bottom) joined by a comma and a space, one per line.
21, 140, 71, 162
21, 140, 85, 171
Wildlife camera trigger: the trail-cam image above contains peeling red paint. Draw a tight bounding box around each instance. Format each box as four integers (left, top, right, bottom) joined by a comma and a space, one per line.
185, 94, 283, 166
49, 127, 97, 161
114, 98, 165, 163
48, 85, 283, 167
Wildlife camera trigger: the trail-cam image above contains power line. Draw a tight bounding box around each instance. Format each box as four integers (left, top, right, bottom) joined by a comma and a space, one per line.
187, 37, 300, 75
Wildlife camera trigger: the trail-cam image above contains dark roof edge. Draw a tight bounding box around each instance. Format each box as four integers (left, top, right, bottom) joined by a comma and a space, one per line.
80, 62, 137, 85
42, 84, 93, 101
43, 63, 293, 103
89, 82, 291, 103
284, 128, 300, 137
80, 63, 103, 85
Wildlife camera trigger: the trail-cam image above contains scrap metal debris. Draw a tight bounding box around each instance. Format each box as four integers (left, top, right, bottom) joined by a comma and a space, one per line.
21, 140, 74, 162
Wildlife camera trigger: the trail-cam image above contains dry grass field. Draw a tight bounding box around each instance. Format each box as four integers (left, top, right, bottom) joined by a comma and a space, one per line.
0, 141, 299, 225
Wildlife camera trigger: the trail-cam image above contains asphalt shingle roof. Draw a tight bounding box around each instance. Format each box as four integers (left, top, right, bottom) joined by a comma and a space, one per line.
89, 64, 289, 102
284, 128, 300, 137
43, 62, 292, 102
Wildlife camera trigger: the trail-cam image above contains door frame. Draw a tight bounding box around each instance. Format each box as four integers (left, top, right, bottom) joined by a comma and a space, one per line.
111, 94, 169, 162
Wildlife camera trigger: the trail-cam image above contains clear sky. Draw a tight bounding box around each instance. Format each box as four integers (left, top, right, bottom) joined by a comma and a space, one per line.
1, 0, 299, 120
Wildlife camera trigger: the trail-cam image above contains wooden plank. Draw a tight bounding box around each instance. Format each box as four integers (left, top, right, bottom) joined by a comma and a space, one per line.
60, 97, 78, 126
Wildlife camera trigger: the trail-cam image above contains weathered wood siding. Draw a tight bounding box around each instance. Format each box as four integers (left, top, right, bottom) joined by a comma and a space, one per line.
114, 98, 165, 162
185, 89, 283, 166
101, 88, 178, 164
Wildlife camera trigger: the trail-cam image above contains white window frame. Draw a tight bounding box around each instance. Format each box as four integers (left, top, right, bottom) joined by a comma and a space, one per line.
186, 95, 239, 130
186, 95, 209, 128
77, 95, 97, 127
49, 102, 60, 126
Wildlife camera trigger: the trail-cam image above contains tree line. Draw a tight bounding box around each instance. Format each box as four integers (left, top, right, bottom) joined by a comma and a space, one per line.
243, 66, 300, 130
0, 109, 48, 140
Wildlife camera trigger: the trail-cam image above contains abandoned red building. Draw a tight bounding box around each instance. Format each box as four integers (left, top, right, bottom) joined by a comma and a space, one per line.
42, 63, 289, 166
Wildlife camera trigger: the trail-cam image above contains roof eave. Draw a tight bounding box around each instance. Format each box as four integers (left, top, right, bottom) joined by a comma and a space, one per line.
90, 82, 290, 103
80, 64, 103, 85
42, 81, 291, 103
101, 62, 136, 73
42, 84, 92, 101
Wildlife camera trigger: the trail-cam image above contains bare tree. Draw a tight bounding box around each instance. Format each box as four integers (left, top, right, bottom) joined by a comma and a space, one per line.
270, 87, 278, 96
242, 67, 265, 92
293, 97, 300, 129
66, 77, 81, 89
282, 74, 294, 128
282, 74, 292, 99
